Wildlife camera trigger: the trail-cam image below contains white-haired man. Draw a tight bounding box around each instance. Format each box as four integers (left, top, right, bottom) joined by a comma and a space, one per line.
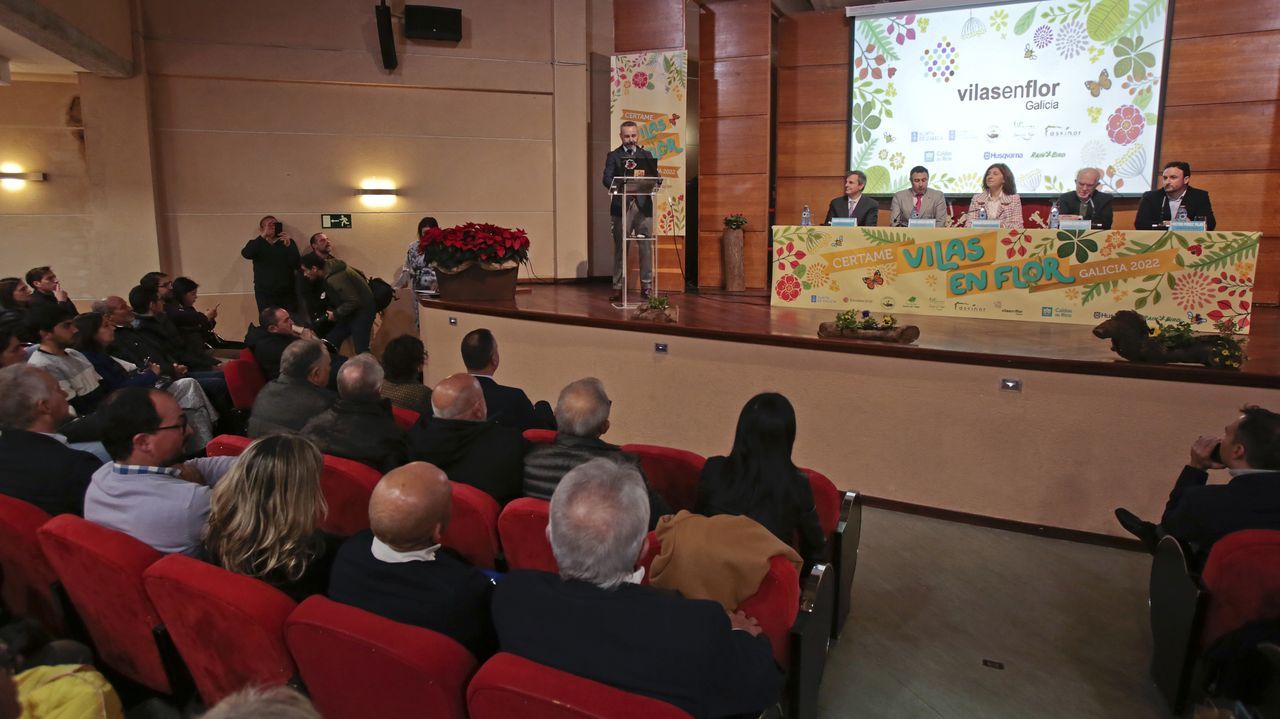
301, 353, 405, 472
1055, 167, 1114, 229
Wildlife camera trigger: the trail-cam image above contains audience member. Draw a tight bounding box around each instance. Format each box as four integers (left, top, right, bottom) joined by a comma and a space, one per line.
241, 215, 300, 313
301, 353, 405, 471
83, 388, 236, 555
200, 685, 320, 719
328, 462, 497, 659
461, 328, 554, 431
396, 216, 438, 294
493, 458, 782, 717
25, 304, 107, 416
524, 377, 669, 527
299, 252, 375, 355
408, 373, 524, 505
695, 392, 825, 567
379, 334, 431, 416
204, 434, 336, 601
24, 266, 77, 314
166, 276, 218, 356
1115, 405, 1280, 564
0, 278, 33, 339
0, 317, 25, 367
139, 271, 174, 305
109, 292, 229, 409
248, 339, 335, 437
128, 284, 218, 371
0, 365, 103, 516
72, 311, 219, 449
245, 306, 314, 381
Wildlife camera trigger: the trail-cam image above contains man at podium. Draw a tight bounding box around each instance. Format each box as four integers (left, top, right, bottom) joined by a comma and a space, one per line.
602, 121, 655, 302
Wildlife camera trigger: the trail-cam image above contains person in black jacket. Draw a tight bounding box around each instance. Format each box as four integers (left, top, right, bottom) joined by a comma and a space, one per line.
602, 121, 656, 302
0, 365, 103, 516
1134, 161, 1217, 230
1055, 167, 1114, 229
24, 266, 77, 314
328, 461, 497, 660
494, 458, 782, 718
302, 354, 406, 472
695, 392, 825, 568
461, 328, 554, 431
407, 373, 523, 505
824, 170, 879, 226
241, 215, 301, 313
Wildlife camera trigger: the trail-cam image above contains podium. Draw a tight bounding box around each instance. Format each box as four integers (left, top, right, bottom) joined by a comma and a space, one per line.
609, 174, 663, 309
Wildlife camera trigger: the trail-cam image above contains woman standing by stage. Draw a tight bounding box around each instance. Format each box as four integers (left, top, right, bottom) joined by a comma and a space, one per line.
964, 163, 1024, 229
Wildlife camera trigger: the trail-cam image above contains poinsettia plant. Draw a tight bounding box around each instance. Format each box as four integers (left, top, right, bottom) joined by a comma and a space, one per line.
417, 222, 530, 271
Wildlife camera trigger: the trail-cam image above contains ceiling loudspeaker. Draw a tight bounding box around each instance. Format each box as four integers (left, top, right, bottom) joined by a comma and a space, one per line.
375, 1, 398, 71
404, 5, 463, 42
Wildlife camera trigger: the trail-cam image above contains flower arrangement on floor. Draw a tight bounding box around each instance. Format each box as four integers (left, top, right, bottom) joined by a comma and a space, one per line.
819, 309, 919, 344
417, 222, 530, 272
836, 309, 898, 331
1148, 317, 1245, 369
633, 293, 678, 323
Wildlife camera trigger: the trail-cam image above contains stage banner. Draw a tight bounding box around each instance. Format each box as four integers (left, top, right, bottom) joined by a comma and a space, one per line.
610, 51, 687, 237
770, 226, 1259, 333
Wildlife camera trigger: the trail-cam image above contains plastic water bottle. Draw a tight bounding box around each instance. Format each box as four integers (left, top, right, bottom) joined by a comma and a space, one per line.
801, 205, 811, 226
1049, 203, 1060, 229
976, 205, 987, 221
1175, 205, 1189, 223
911, 207, 920, 220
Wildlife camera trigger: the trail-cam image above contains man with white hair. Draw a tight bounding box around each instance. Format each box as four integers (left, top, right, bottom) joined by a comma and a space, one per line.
0, 365, 104, 516
249, 339, 335, 437
493, 458, 782, 717
1055, 167, 1114, 229
523, 378, 670, 527
407, 373, 524, 504
302, 353, 405, 471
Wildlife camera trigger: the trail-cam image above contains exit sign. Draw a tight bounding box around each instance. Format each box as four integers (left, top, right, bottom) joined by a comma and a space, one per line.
321, 213, 352, 229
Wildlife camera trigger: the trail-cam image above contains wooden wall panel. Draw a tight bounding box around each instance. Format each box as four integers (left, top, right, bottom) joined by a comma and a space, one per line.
700, 116, 769, 175
778, 10, 850, 67
776, 177, 843, 225
776, 122, 846, 178
1161, 102, 1279, 172
1190, 172, 1280, 235
701, 56, 772, 118
1164, 32, 1280, 106
777, 66, 848, 123
613, 0, 685, 53
743, 229, 768, 287
698, 174, 769, 231
698, 231, 724, 286
698, 0, 770, 59
1172, 0, 1280, 38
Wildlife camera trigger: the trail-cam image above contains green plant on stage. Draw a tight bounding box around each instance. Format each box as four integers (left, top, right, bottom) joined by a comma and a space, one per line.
1149, 317, 1246, 369
646, 295, 670, 311
723, 214, 748, 230
836, 309, 898, 331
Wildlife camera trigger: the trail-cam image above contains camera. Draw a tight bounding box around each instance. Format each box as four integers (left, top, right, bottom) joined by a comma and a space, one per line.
275, 221, 284, 235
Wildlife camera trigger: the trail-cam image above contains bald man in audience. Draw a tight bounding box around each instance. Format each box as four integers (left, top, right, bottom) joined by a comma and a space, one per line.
302, 354, 405, 471
493, 458, 783, 717
327, 462, 497, 659
407, 373, 524, 505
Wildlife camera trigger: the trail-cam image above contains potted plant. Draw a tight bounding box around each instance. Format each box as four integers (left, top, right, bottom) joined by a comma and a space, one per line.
818, 310, 921, 344
722, 214, 748, 292
633, 294, 678, 323
417, 222, 530, 301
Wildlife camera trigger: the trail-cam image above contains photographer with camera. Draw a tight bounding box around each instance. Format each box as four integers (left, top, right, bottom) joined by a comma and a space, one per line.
241, 215, 301, 314
1115, 405, 1280, 565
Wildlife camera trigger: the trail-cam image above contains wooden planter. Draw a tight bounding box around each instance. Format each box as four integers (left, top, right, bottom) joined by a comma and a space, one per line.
434, 263, 518, 301
722, 228, 745, 292
633, 306, 679, 323
818, 322, 921, 344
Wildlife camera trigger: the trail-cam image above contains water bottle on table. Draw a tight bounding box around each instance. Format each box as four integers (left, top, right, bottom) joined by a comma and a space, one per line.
1049, 203, 1060, 229
801, 205, 811, 226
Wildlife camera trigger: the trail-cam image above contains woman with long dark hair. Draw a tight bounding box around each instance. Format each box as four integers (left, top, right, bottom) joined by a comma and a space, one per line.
695, 392, 825, 565
166, 276, 219, 355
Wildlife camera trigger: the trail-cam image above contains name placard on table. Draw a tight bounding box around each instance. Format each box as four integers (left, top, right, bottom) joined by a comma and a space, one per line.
907, 218, 938, 228
830, 218, 858, 227
971, 220, 1001, 229
1171, 221, 1208, 232
1059, 220, 1092, 231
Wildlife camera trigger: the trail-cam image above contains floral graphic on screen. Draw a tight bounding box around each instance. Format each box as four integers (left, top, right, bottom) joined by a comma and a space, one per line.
1055, 20, 1087, 58
920, 38, 958, 82
1033, 25, 1053, 48
1106, 105, 1145, 145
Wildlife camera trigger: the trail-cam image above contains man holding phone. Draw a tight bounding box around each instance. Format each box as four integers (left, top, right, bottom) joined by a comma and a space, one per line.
1114, 405, 1280, 564
241, 215, 300, 313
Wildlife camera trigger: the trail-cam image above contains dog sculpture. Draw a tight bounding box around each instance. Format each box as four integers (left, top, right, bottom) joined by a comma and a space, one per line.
1092, 310, 1241, 369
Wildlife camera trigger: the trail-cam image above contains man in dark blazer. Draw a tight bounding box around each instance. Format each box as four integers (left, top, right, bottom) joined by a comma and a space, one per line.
1135, 161, 1216, 230
602, 121, 656, 301
460, 328, 554, 431
1115, 405, 1280, 565
824, 170, 880, 226
493, 458, 782, 718
0, 365, 104, 516
1056, 167, 1115, 229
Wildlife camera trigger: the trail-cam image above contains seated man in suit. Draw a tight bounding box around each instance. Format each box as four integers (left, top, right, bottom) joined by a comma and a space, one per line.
1056, 167, 1114, 229
301, 354, 405, 472
523, 377, 669, 527
889, 165, 948, 226
407, 373, 524, 505
249, 339, 335, 437
0, 365, 104, 516
494, 457, 782, 717
461, 328, 554, 431
246, 307, 308, 381
824, 170, 879, 226
83, 388, 237, 555
1135, 161, 1216, 230
1115, 405, 1280, 564
327, 461, 496, 660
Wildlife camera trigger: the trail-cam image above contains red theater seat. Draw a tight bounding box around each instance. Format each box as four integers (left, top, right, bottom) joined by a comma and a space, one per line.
0, 496, 63, 634
498, 498, 556, 573
392, 406, 420, 431
287, 596, 476, 719
619, 444, 705, 513
522, 428, 556, 444
38, 515, 184, 695
237, 347, 255, 363
224, 358, 266, 410
467, 653, 692, 719
318, 454, 382, 537
206, 434, 251, 457
144, 554, 297, 705
440, 481, 501, 570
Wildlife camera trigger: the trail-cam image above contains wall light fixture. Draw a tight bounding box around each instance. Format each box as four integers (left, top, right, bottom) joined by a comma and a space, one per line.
356, 178, 398, 208
1, 163, 47, 191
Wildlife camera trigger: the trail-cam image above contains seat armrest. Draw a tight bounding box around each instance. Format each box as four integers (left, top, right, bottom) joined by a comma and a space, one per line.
787, 563, 833, 719
1149, 535, 1206, 714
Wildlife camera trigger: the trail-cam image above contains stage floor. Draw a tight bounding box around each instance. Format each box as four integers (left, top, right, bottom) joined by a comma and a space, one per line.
422, 281, 1280, 389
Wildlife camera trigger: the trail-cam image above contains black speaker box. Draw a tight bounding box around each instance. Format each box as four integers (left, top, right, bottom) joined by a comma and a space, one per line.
375, 3, 397, 70
404, 5, 462, 42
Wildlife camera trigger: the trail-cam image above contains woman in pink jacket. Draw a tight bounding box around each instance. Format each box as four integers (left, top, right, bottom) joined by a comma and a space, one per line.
964, 163, 1024, 229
